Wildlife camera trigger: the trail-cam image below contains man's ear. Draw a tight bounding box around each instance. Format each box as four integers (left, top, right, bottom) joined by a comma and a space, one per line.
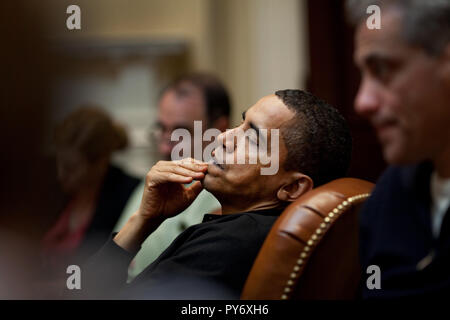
211, 116, 229, 132
276, 173, 313, 202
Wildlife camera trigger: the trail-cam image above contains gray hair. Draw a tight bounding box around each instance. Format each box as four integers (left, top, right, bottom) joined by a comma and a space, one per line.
346, 0, 450, 55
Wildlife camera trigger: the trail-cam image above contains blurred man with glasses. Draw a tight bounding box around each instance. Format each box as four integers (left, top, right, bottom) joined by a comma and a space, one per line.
114, 73, 231, 280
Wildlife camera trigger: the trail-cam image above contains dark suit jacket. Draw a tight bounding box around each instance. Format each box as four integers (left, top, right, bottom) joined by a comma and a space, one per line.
359, 162, 450, 298
75, 165, 140, 262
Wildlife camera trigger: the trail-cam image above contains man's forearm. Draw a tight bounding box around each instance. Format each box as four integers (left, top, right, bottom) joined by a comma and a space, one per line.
113, 211, 164, 254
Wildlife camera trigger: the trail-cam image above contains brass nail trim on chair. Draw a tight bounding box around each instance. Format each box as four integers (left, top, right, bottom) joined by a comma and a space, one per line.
280, 193, 371, 300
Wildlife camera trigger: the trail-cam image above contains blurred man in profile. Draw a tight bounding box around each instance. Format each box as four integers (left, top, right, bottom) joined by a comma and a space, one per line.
154, 73, 230, 161
114, 73, 231, 279
347, 0, 450, 298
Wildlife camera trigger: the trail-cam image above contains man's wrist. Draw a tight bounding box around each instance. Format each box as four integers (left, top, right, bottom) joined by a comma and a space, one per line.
113, 211, 164, 254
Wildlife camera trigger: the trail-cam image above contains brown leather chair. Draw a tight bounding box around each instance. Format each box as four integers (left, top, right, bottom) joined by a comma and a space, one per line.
241, 178, 374, 300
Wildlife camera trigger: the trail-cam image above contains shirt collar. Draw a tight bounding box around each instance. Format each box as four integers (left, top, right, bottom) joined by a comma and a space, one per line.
201, 207, 283, 223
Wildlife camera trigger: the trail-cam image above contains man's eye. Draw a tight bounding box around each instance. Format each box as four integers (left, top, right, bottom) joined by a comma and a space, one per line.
370, 61, 392, 83
376, 65, 388, 77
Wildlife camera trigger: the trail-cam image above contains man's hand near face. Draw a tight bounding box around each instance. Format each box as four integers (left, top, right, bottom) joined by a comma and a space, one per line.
114, 158, 208, 253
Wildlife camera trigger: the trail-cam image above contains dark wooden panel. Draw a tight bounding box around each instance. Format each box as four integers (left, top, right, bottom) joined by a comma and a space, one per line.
306, 0, 386, 183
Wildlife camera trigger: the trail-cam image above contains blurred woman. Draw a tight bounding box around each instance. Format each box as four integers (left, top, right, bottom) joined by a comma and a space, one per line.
41, 107, 139, 275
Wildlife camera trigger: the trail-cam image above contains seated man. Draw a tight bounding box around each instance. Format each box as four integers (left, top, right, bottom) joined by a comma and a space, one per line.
347, 0, 450, 297
80, 89, 352, 299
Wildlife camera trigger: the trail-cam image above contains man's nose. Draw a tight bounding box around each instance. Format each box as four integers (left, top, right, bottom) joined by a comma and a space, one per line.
354, 77, 380, 119
158, 140, 174, 158
218, 130, 236, 153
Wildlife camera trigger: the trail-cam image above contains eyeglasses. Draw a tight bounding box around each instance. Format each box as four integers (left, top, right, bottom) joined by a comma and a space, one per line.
147, 124, 195, 143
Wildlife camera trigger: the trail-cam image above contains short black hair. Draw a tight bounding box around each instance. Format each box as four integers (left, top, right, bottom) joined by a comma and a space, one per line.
275, 89, 352, 187
161, 73, 231, 125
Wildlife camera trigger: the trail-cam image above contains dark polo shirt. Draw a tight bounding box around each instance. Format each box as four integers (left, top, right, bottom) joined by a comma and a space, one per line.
80, 208, 281, 299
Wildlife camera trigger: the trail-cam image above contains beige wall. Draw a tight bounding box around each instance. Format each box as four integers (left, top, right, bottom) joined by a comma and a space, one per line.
41, 0, 215, 70
212, 0, 309, 125
42, 0, 309, 125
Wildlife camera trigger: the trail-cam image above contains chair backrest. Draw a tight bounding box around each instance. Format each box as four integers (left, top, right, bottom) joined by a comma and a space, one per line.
241, 178, 374, 300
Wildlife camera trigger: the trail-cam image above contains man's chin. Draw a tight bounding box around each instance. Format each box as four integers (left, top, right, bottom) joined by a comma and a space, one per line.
201, 173, 214, 190
382, 143, 423, 165
201, 173, 223, 197
382, 143, 403, 164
